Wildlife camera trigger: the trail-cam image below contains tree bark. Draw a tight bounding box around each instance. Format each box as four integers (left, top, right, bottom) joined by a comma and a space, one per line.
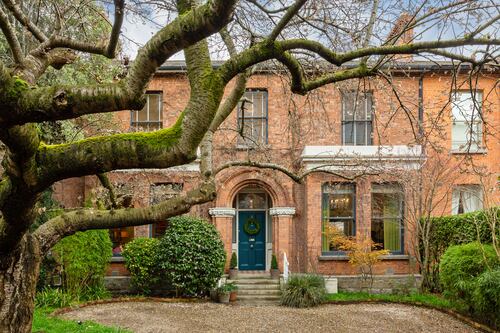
0, 234, 41, 333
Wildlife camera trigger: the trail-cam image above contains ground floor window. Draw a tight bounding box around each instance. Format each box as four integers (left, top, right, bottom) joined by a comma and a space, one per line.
110, 227, 135, 256
150, 183, 183, 238
371, 183, 404, 254
322, 183, 355, 253
451, 185, 482, 215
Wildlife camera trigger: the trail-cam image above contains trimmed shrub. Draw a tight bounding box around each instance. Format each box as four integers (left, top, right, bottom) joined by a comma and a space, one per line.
230, 252, 237, 269
122, 237, 161, 295
472, 269, 500, 328
53, 230, 112, 299
271, 254, 278, 270
280, 274, 327, 308
420, 207, 498, 291
156, 216, 226, 296
439, 242, 499, 301
439, 242, 500, 329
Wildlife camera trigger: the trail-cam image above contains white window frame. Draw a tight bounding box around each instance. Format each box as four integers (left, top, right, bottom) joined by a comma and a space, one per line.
451, 91, 483, 152
451, 185, 483, 215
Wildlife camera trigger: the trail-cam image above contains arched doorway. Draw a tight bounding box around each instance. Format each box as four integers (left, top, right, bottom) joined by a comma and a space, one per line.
233, 186, 272, 271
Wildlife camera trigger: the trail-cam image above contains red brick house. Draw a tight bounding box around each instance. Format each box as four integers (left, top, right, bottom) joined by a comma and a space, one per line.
53, 60, 499, 291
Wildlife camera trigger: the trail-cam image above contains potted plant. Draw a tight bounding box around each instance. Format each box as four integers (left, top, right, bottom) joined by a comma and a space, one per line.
227, 282, 238, 302
271, 254, 280, 279
229, 252, 238, 280
217, 283, 232, 304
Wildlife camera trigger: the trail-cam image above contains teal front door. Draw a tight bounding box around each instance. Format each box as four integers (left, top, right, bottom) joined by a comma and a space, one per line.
238, 211, 266, 270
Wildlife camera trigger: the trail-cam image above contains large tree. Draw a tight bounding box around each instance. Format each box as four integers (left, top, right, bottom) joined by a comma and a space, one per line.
0, 0, 498, 331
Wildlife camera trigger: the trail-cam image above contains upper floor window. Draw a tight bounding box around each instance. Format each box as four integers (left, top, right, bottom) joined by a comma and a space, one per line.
237, 90, 268, 147
451, 185, 482, 215
131, 92, 163, 131
322, 183, 355, 253
371, 183, 404, 254
342, 91, 373, 145
451, 91, 483, 152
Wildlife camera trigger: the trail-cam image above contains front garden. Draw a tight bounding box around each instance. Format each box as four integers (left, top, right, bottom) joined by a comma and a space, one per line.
33, 208, 499, 332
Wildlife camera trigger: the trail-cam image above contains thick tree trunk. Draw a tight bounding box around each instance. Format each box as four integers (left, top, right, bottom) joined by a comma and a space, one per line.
0, 234, 41, 333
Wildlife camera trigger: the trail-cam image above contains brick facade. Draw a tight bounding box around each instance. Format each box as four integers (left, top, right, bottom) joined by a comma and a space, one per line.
53, 62, 499, 279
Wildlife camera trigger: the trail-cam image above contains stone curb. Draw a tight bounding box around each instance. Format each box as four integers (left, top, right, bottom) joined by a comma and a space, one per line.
51, 296, 205, 316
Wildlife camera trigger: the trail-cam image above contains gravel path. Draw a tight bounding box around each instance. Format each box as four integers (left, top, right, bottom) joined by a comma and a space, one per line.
61, 301, 481, 333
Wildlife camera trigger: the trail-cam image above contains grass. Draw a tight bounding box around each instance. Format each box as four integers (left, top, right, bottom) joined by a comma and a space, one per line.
326, 292, 468, 313
32, 307, 132, 333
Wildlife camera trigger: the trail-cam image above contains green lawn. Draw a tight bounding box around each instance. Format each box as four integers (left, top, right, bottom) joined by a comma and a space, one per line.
32, 308, 132, 333
326, 292, 467, 313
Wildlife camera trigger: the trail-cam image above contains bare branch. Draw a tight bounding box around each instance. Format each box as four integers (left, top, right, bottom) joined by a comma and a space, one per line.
0, 6, 24, 64
2, 0, 48, 42
268, 0, 307, 41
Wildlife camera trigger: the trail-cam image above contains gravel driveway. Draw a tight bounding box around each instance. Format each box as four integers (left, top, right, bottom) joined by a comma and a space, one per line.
61, 301, 480, 333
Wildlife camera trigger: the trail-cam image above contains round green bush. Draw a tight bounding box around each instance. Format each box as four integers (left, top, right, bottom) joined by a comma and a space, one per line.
280, 274, 327, 308
473, 268, 500, 328
53, 230, 112, 297
156, 216, 226, 296
122, 237, 161, 295
439, 242, 499, 301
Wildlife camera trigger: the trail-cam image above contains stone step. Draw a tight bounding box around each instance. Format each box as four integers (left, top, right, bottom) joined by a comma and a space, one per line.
235, 273, 272, 279
237, 295, 281, 301
238, 289, 281, 296
231, 279, 280, 285
237, 300, 280, 306
236, 284, 281, 290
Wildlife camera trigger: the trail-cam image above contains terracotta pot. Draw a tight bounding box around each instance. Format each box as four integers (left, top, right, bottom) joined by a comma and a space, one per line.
229, 291, 237, 302
218, 292, 230, 304
229, 269, 238, 280
271, 268, 280, 280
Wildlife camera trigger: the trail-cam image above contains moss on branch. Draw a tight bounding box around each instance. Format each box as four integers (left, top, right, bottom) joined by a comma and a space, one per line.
36, 113, 190, 187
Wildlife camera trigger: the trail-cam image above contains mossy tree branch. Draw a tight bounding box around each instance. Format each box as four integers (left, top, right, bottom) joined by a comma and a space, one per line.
0, 0, 237, 126
33, 180, 216, 254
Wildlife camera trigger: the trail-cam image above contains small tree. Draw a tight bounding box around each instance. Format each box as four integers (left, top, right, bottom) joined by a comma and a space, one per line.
327, 226, 389, 292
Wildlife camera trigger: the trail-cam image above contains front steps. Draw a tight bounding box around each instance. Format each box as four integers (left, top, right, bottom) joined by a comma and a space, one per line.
230, 272, 281, 305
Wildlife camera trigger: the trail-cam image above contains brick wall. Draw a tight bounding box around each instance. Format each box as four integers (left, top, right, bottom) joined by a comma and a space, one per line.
50, 66, 499, 278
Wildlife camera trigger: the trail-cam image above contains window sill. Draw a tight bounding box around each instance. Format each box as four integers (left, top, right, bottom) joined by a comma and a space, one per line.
319, 254, 410, 261
450, 148, 487, 155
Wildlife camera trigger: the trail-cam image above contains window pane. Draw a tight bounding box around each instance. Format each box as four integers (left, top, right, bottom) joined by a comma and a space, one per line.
343, 122, 354, 144
152, 221, 167, 238
371, 184, 403, 253
452, 185, 482, 214
343, 93, 355, 120
238, 193, 266, 209
110, 227, 135, 256
355, 122, 366, 145
322, 183, 355, 253
251, 92, 265, 117
148, 94, 161, 121
452, 91, 482, 121
328, 193, 354, 218
137, 104, 148, 122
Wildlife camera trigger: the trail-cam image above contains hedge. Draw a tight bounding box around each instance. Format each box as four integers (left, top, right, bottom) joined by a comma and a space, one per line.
420, 207, 498, 291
